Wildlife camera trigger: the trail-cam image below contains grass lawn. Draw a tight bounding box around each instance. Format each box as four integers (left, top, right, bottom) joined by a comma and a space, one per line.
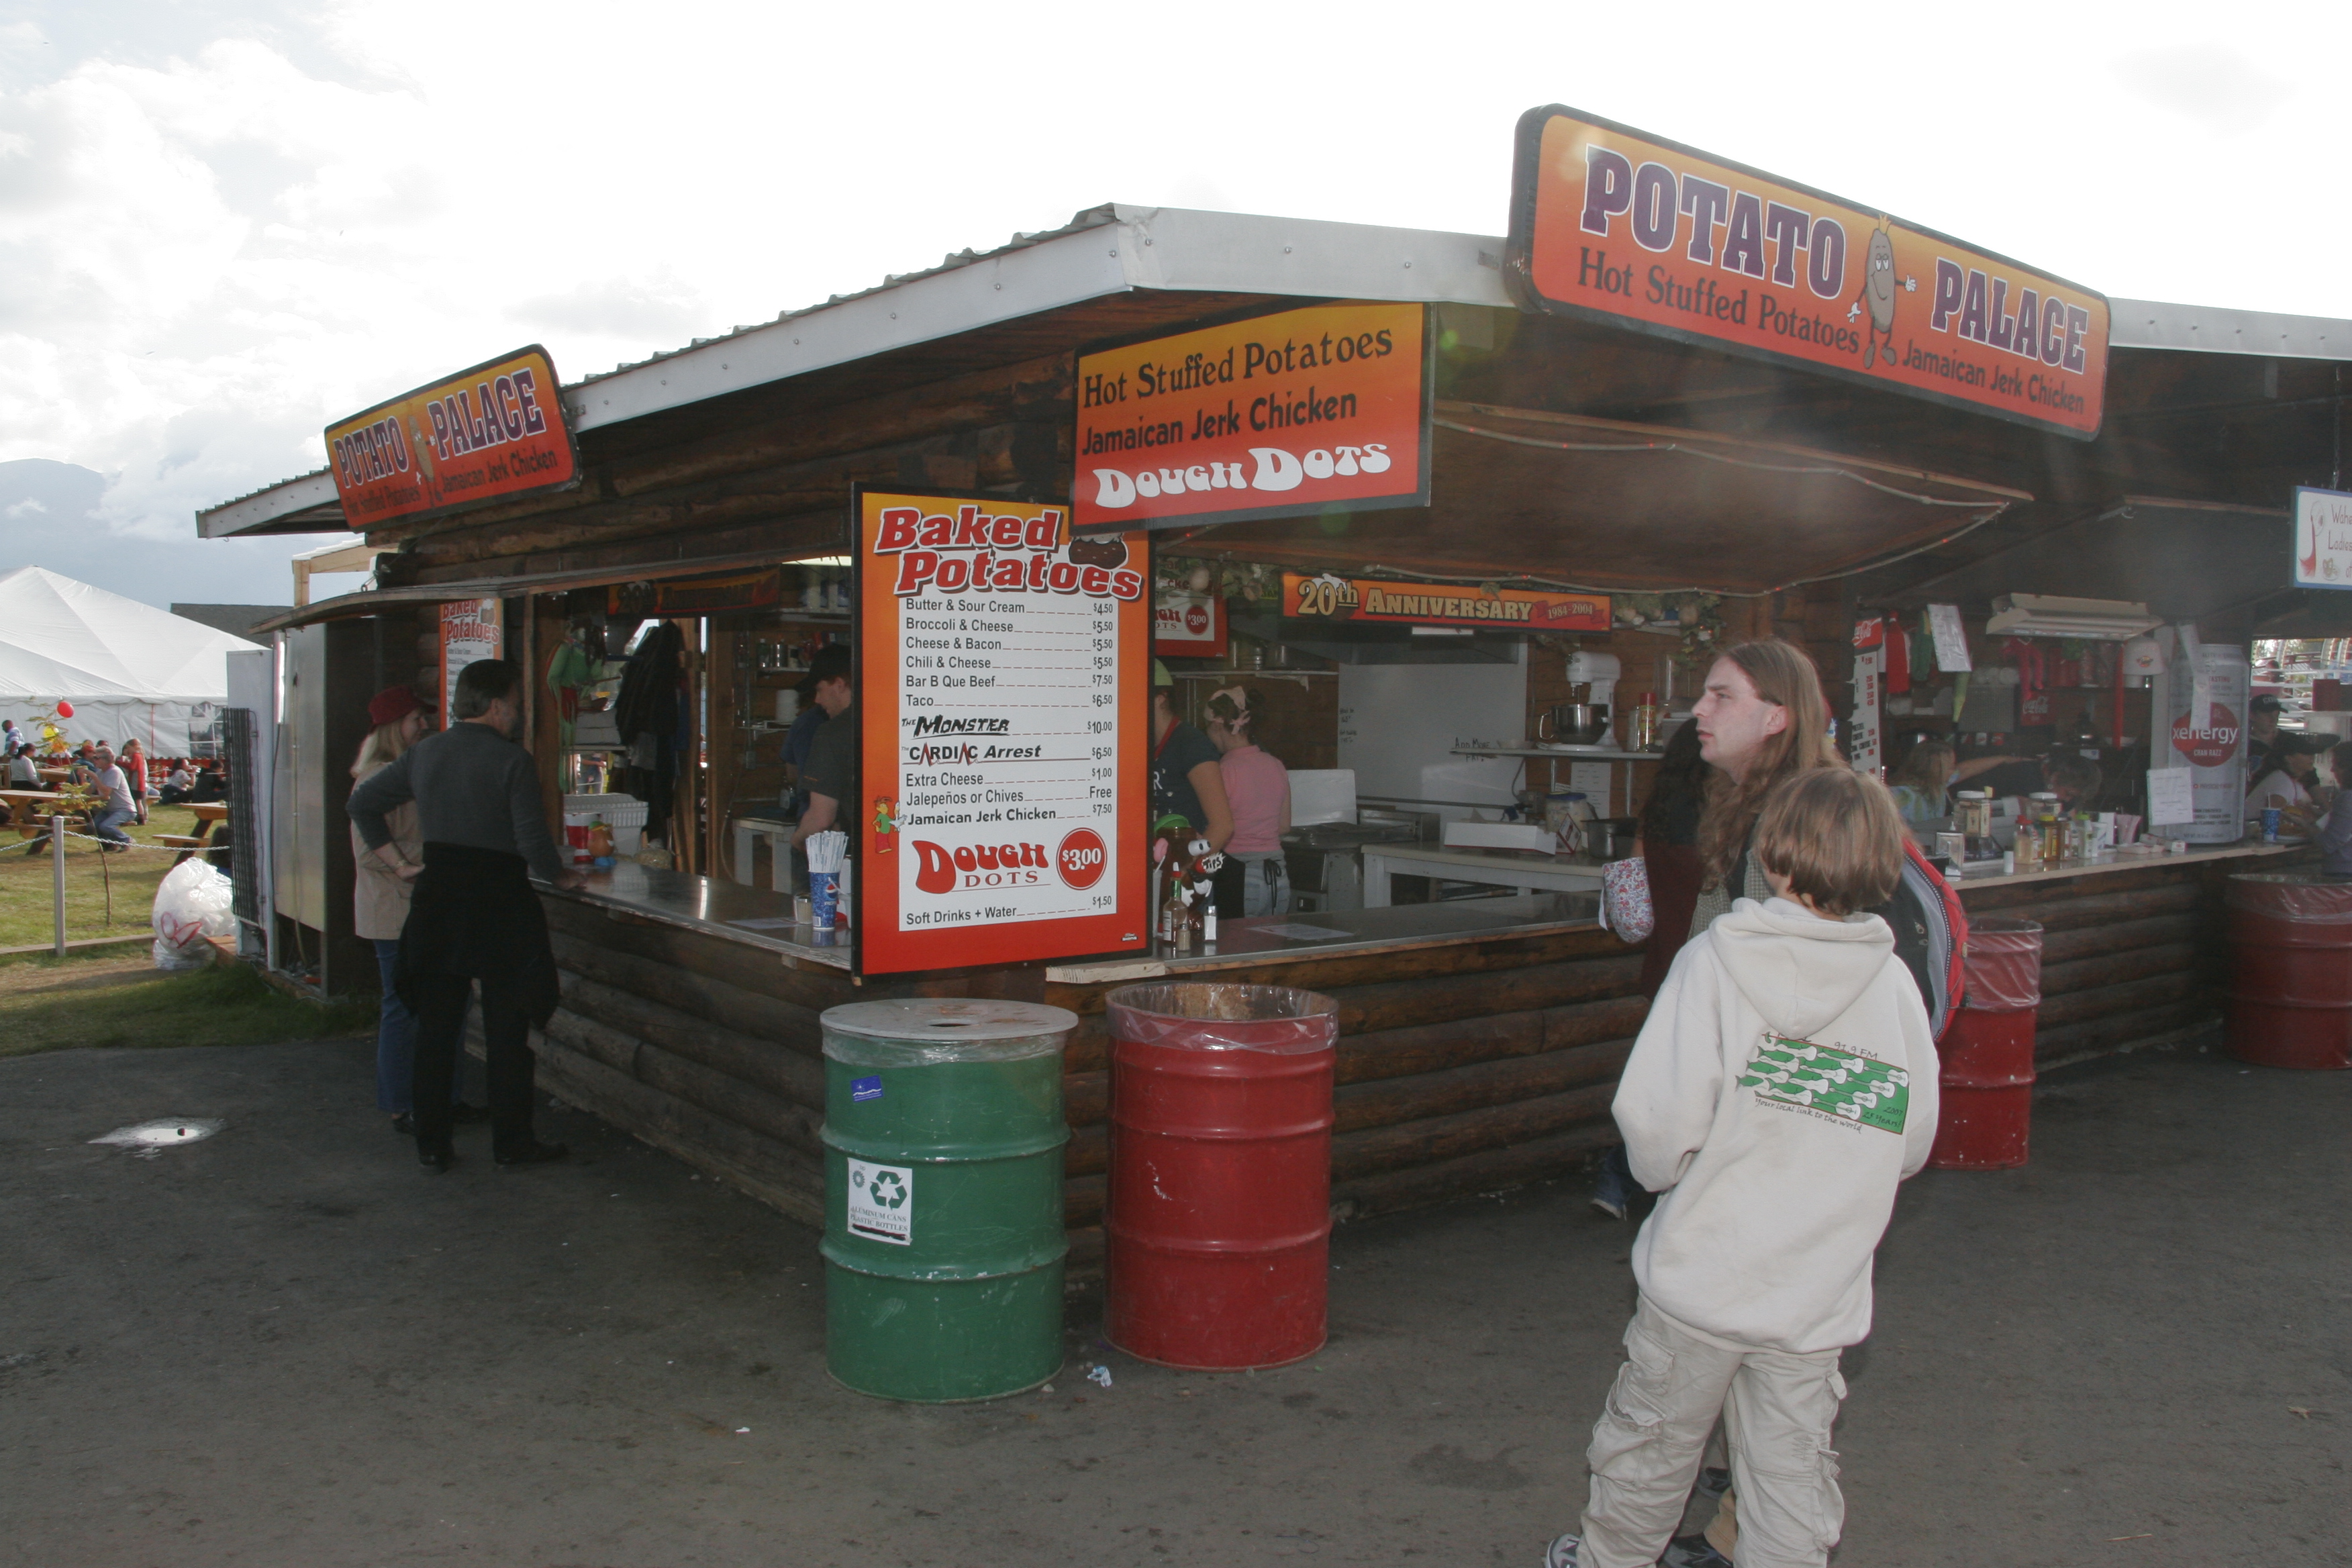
0, 950, 376, 1057
0, 801, 220, 950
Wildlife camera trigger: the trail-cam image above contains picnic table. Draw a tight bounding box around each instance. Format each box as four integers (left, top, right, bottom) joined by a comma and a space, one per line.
166, 801, 232, 865
0, 789, 91, 846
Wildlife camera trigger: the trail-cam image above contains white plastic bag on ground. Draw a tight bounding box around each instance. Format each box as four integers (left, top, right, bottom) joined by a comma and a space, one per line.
152, 859, 234, 970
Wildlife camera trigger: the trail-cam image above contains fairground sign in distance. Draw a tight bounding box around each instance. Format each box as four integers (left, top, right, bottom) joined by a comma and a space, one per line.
1073, 302, 1432, 532
1505, 106, 2109, 440
323, 345, 581, 526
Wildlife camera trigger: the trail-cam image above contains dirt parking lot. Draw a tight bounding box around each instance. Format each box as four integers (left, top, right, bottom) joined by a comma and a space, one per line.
3, 1033, 2345, 1566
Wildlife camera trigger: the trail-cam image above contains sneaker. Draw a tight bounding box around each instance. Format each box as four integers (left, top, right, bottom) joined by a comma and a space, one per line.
1659, 1534, 1732, 1568
1588, 1192, 1628, 1221
1540, 1533, 1581, 1568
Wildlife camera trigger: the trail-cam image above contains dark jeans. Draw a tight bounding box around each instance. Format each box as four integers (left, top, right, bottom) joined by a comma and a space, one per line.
90, 805, 134, 845
408, 975, 537, 1155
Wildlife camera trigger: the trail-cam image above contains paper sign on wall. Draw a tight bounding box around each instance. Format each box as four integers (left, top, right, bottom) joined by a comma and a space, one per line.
438, 599, 502, 728
1851, 646, 1883, 774
1926, 604, 1972, 672
2292, 487, 2352, 590
2146, 769, 2194, 827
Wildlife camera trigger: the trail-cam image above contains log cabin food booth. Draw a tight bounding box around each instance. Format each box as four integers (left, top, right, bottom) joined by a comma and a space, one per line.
199, 106, 2352, 1263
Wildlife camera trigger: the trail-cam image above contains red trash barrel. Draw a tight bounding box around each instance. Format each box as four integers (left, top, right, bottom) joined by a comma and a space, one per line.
1104, 982, 1338, 1370
2226, 873, 2352, 1070
1928, 916, 2042, 1170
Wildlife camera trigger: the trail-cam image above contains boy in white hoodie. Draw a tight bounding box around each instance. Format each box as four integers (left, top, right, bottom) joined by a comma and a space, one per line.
1544, 769, 1938, 1568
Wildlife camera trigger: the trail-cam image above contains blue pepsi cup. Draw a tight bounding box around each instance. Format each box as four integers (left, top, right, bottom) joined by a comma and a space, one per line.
2261, 807, 2282, 842
810, 871, 840, 926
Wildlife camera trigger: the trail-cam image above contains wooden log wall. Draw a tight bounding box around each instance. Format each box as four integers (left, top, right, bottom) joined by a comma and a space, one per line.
1044, 926, 1651, 1234
517, 854, 2267, 1275
1957, 856, 2290, 1065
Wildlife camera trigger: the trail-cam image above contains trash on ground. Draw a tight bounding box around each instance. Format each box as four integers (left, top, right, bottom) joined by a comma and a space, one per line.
150, 861, 234, 970
89, 1118, 226, 1157
1086, 1364, 1113, 1388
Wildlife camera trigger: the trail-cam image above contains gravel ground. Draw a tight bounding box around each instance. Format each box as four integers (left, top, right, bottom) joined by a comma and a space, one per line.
1, 1033, 2344, 1567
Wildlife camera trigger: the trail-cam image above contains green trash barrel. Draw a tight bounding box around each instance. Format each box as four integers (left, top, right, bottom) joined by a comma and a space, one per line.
819, 998, 1077, 1402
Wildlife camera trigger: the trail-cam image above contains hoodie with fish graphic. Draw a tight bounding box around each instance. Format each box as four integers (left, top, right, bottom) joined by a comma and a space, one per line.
1615, 896, 1939, 1353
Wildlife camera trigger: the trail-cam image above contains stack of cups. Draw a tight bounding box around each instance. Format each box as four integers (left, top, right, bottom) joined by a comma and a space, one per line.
809, 831, 850, 927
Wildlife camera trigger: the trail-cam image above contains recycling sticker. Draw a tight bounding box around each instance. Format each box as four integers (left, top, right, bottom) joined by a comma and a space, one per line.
1738, 1035, 1910, 1134
846, 1158, 914, 1245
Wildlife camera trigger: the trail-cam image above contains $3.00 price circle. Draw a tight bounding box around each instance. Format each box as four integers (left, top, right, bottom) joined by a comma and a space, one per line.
1056, 828, 1108, 889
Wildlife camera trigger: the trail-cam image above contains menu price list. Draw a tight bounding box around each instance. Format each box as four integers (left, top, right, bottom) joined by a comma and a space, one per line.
892, 590, 1126, 930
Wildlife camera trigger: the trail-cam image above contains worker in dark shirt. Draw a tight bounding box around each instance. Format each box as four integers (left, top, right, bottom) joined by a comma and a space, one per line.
1148, 661, 1232, 848
792, 644, 856, 854
349, 658, 582, 1173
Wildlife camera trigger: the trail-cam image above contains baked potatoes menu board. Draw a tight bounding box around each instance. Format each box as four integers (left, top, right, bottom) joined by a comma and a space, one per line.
853, 488, 1151, 976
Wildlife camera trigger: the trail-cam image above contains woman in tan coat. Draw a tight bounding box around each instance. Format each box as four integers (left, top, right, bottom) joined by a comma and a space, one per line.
351, 687, 477, 1133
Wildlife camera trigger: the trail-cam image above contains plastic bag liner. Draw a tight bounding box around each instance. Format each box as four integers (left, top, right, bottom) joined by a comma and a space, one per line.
1106, 983, 1339, 1055
820, 999, 1077, 1067
151, 858, 234, 971
1960, 916, 2043, 1012
2225, 871, 2352, 924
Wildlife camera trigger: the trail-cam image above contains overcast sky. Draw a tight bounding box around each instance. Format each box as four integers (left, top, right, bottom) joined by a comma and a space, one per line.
1, 0, 2344, 605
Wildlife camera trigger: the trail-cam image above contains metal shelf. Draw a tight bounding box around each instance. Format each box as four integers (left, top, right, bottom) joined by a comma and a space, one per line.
1449, 747, 1660, 761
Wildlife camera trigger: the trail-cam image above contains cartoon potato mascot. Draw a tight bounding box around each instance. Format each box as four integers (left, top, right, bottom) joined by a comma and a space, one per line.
1847, 218, 1916, 369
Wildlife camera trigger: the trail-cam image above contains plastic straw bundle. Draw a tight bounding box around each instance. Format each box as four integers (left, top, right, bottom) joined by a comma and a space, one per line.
807, 831, 847, 874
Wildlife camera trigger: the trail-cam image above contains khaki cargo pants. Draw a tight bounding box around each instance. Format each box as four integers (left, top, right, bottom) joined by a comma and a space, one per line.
1578, 1297, 1847, 1568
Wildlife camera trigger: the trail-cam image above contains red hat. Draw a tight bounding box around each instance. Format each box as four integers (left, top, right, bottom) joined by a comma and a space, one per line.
368, 687, 423, 726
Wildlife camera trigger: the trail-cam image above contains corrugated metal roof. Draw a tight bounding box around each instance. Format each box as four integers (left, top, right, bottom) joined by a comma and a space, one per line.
2106, 297, 2351, 360
196, 207, 2351, 541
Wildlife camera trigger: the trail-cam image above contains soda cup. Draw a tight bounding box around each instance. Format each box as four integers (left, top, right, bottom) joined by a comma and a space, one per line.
810, 870, 840, 926
2261, 806, 2282, 843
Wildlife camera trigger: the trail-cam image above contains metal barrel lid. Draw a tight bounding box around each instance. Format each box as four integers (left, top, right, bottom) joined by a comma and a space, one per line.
820, 998, 1078, 1048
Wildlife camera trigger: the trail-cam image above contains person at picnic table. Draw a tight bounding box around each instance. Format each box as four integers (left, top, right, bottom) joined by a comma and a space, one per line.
7, 742, 39, 789
88, 744, 137, 850
66, 741, 98, 787
119, 739, 150, 823
187, 764, 228, 803
158, 761, 197, 804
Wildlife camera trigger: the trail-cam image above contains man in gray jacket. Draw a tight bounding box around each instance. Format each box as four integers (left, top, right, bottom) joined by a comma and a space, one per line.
349, 658, 583, 1172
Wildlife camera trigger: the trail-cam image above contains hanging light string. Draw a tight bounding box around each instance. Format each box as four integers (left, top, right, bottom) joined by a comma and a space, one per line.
1434, 415, 2010, 511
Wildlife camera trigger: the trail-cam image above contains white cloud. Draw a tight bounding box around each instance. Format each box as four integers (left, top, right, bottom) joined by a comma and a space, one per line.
0, 0, 2347, 591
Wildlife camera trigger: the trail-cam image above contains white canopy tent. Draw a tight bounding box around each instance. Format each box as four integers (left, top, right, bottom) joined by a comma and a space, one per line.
0, 566, 257, 756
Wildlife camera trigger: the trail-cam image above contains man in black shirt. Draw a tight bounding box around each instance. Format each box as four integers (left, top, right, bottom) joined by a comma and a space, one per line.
792, 645, 857, 854
350, 658, 581, 1173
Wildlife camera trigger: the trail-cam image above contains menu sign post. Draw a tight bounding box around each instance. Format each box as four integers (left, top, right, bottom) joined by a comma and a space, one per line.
1505, 105, 2109, 440
854, 489, 1151, 977
1073, 302, 1431, 534
324, 345, 581, 528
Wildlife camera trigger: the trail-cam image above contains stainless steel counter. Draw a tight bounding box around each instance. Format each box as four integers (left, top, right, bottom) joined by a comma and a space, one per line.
1046, 893, 1603, 982
1952, 838, 2303, 893
542, 863, 852, 969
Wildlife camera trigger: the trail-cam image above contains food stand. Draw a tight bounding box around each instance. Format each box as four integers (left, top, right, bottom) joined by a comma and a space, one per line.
198, 106, 2352, 1251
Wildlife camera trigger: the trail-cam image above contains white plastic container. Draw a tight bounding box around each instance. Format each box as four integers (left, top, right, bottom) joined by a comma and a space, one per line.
563, 792, 650, 854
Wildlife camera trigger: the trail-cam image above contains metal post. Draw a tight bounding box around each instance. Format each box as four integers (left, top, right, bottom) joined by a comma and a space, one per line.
50, 814, 66, 958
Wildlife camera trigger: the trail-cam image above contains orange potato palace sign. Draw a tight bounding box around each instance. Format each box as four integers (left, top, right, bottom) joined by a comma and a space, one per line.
323, 345, 581, 526
1506, 105, 2109, 439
